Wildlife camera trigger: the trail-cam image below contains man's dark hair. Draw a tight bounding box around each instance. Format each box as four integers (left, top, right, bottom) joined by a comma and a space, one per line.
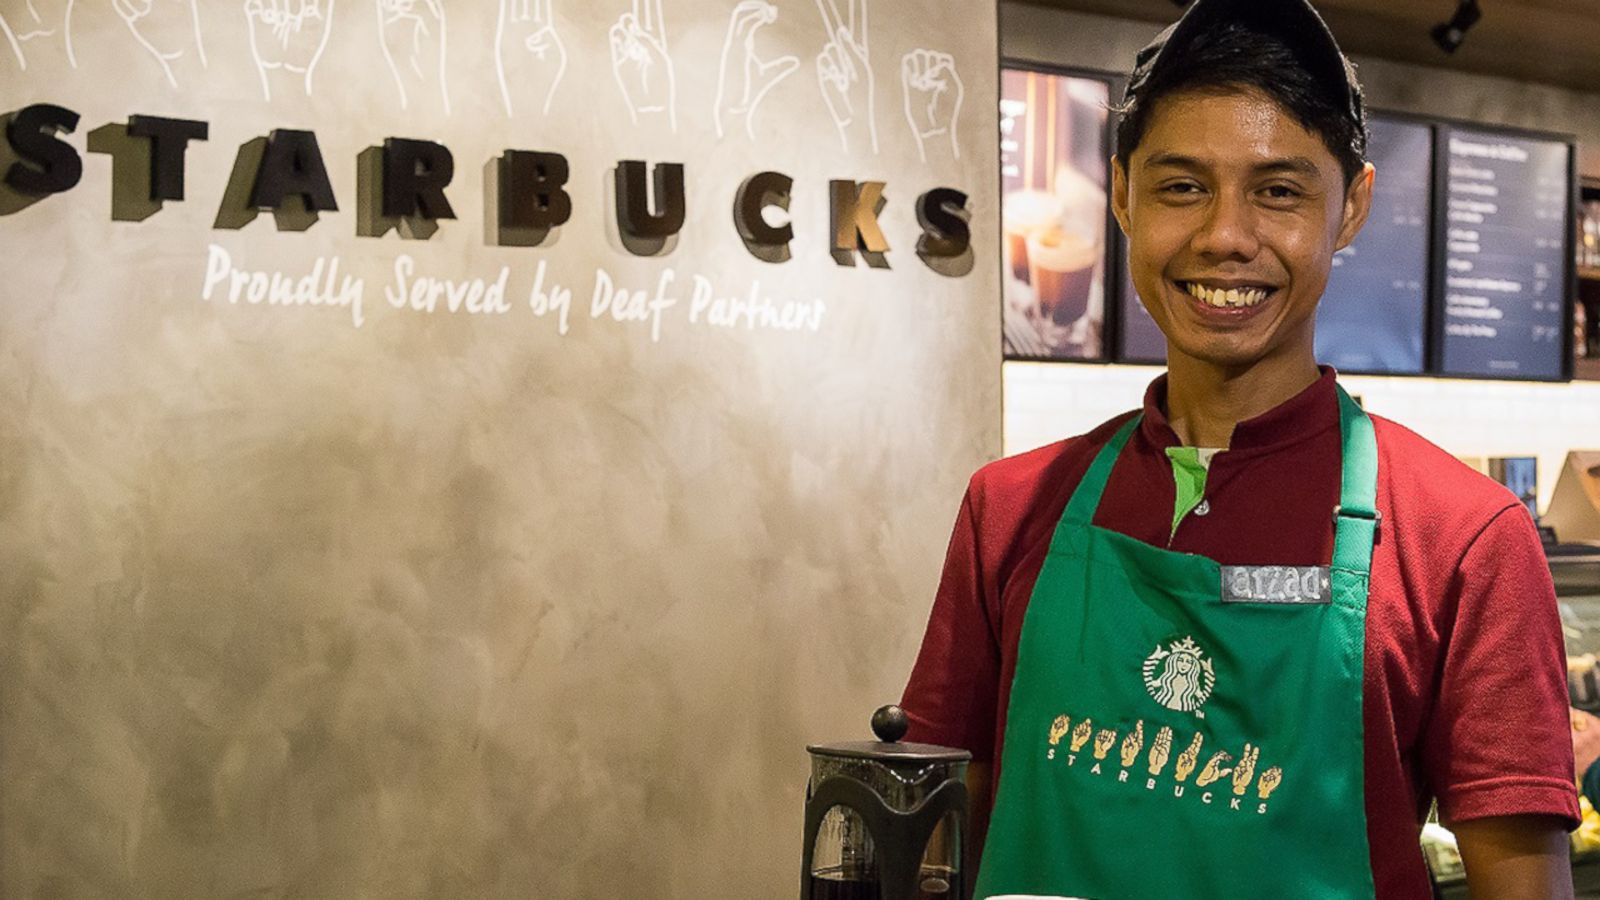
1114, 23, 1368, 185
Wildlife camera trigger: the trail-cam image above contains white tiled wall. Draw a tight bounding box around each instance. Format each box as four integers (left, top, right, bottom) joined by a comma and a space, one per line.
1004, 362, 1600, 513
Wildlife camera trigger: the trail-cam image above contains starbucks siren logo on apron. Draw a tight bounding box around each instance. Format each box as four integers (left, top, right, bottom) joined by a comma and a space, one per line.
1142, 636, 1215, 715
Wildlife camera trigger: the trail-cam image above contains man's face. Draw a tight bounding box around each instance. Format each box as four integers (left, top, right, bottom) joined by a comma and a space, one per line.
1112, 87, 1374, 370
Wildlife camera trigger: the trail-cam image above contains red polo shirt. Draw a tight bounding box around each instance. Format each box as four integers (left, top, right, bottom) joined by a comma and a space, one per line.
901, 368, 1579, 898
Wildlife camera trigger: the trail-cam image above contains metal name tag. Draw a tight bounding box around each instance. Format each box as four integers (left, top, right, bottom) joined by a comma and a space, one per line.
1220, 566, 1332, 605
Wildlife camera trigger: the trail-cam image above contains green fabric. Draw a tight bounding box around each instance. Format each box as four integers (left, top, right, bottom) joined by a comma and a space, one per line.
974, 385, 1379, 899
1164, 447, 1213, 541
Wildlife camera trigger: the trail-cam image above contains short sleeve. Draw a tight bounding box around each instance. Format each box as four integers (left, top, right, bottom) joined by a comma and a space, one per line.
900, 478, 1002, 761
1422, 504, 1580, 828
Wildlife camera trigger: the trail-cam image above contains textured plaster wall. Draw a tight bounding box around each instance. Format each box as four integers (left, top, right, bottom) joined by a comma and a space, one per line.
0, 1, 1000, 896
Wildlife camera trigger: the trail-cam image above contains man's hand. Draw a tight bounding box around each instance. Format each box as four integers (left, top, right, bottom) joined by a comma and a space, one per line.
1454, 814, 1574, 899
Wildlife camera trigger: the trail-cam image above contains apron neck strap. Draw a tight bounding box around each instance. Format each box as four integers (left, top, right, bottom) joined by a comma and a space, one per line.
1060, 384, 1380, 576
1061, 415, 1140, 527
1331, 384, 1380, 577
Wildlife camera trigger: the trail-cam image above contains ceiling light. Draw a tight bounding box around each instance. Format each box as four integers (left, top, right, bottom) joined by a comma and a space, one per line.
1432, 0, 1482, 54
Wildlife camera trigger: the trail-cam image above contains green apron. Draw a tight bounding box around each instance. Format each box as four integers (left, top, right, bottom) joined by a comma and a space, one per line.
975, 386, 1379, 899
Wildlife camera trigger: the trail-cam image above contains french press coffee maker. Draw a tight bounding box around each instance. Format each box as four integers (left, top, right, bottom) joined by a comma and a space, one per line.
802, 705, 972, 900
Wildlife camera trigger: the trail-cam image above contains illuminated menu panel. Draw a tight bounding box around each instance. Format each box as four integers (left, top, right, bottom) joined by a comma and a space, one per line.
1436, 127, 1571, 380
1315, 116, 1432, 374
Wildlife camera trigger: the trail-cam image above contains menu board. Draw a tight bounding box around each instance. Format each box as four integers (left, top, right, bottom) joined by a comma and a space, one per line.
1435, 127, 1572, 380
1315, 116, 1433, 374
1000, 67, 1113, 361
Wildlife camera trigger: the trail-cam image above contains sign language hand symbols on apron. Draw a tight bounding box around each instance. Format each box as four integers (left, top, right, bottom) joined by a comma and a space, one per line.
1069, 720, 1093, 753
1173, 732, 1203, 782
1048, 715, 1071, 746
1195, 750, 1234, 787
1257, 766, 1284, 800
1232, 744, 1261, 796
1147, 726, 1173, 775
1119, 721, 1145, 768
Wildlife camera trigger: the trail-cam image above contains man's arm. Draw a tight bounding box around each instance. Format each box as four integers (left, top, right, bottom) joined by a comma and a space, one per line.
1455, 814, 1573, 899
1421, 503, 1581, 895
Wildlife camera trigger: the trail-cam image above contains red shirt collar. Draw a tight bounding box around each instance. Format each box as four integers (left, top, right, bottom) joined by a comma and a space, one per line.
1138, 366, 1341, 456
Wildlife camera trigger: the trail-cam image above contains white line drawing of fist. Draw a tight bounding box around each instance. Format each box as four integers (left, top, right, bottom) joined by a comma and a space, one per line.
244, 0, 334, 100
0, 0, 77, 71
812, 0, 875, 154
377, 0, 450, 115
900, 47, 961, 162
608, 0, 676, 131
712, 0, 797, 140
496, 0, 565, 117
111, 0, 206, 86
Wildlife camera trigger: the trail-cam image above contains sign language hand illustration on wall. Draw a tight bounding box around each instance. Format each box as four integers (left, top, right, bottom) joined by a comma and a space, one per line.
812, 0, 875, 155
608, 0, 676, 130
112, 0, 206, 86
245, 0, 334, 101
901, 48, 961, 162
377, 0, 450, 115
0, 0, 77, 71
711, 0, 797, 140
495, 0, 565, 117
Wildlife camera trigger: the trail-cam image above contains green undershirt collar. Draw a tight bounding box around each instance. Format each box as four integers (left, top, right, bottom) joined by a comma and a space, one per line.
1165, 447, 1223, 540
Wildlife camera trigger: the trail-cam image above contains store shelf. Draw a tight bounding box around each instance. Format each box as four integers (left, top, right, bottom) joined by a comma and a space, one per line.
1580, 266, 1600, 283
1578, 358, 1600, 382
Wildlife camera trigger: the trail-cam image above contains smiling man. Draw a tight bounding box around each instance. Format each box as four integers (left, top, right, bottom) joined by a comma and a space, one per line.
900, 0, 1580, 897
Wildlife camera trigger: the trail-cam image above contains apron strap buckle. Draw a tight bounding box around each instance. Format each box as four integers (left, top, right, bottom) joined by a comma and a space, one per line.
1333, 504, 1381, 531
